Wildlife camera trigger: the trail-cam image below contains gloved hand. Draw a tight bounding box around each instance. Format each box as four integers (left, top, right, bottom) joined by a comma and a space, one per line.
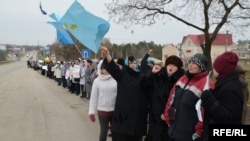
201, 89, 217, 107
201, 89, 212, 100
192, 133, 200, 141
89, 114, 95, 122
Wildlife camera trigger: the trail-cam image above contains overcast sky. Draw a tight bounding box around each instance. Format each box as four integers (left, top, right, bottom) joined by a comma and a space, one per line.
0, 0, 249, 47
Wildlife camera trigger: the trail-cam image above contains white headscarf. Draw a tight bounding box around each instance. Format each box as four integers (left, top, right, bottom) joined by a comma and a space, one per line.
97, 60, 111, 80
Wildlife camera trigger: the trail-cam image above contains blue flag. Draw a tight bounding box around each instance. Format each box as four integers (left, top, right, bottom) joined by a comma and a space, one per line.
60, 0, 110, 53
47, 22, 74, 45
49, 13, 61, 22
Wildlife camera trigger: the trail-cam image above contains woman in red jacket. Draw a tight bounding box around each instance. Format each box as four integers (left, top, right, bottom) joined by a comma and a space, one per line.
162, 53, 214, 141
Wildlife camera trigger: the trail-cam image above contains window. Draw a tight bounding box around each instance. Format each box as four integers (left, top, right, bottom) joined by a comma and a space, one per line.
188, 41, 191, 46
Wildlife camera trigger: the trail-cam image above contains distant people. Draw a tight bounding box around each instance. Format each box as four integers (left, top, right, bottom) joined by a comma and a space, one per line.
201, 51, 244, 141
52, 63, 56, 80
101, 46, 148, 141
88, 60, 117, 141
162, 53, 215, 141
72, 59, 81, 95
27, 59, 31, 68
41, 62, 46, 75
145, 55, 184, 141
65, 61, 71, 89
69, 61, 75, 93
236, 64, 249, 124
61, 61, 67, 88
55, 61, 62, 86
85, 59, 95, 99
80, 59, 87, 98
47, 61, 53, 78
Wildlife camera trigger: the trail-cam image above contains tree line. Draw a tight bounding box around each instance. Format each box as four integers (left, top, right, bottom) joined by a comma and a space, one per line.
48, 39, 163, 61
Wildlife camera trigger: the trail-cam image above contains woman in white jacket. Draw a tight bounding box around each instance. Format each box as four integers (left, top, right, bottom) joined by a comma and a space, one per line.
88, 60, 117, 141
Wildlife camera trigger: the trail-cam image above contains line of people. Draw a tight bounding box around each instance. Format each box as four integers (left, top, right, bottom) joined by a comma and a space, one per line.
88, 46, 248, 141
29, 48, 248, 141
36, 58, 101, 100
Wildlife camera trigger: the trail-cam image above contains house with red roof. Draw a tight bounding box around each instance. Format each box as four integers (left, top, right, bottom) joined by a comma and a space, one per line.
162, 33, 237, 67
180, 33, 234, 60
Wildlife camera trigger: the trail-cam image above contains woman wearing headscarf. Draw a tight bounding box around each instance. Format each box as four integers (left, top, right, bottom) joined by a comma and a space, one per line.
80, 59, 87, 98
88, 60, 117, 141
101, 46, 148, 141
145, 55, 185, 141
162, 53, 215, 141
201, 51, 244, 141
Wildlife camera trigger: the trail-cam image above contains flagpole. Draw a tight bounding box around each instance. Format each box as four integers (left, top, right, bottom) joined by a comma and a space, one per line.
74, 44, 83, 57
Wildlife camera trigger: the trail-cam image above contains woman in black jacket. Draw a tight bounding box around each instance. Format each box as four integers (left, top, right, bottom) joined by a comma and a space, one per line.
145, 55, 184, 141
101, 46, 149, 141
201, 51, 243, 141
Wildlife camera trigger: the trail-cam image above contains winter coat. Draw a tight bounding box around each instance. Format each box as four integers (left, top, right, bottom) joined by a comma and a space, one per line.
85, 67, 95, 94
201, 71, 243, 141
145, 68, 184, 141
80, 65, 86, 85
102, 58, 148, 136
72, 64, 81, 83
89, 60, 117, 115
55, 64, 62, 78
164, 71, 214, 141
61, 65, 66, 77
140, 53, 152, 76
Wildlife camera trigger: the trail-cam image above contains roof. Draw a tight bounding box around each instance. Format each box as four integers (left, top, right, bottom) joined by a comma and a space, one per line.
182, 34, 233, 46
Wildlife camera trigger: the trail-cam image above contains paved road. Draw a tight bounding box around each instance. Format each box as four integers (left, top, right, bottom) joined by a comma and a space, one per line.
0, 55, 110, 141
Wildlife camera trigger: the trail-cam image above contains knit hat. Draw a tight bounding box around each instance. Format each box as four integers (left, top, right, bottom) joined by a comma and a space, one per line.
165, 55, 183, 69
213, 51, 238, 75
189, 53, 208, 71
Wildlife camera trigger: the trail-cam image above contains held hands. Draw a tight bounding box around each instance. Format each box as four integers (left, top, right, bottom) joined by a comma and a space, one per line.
89, 114, 95, 122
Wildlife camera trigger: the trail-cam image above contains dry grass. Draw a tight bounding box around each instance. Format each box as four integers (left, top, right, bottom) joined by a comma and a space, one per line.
239, 61, 250, 105
245, 71, 250, 105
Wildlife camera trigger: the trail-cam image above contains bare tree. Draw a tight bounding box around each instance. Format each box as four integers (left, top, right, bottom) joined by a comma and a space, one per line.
105, 0, 250, 70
